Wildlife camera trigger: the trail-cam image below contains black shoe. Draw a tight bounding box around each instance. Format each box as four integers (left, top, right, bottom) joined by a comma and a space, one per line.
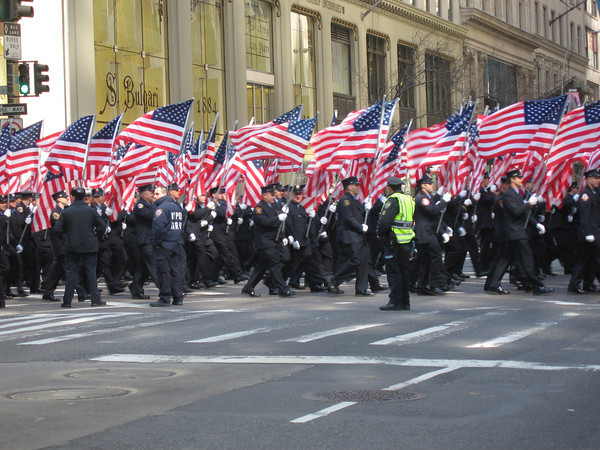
183, 286, 193, 293
109, 287, 125, 295
91, 301, 107, 306
288, 283, 305, 290
328, 285, 344, 295
16, 290, 28, 297
584, 285, 600, 293
568, 288, 585, 294
268, 289, 278, 295
280, 290, 297, 297
172, 300, 183, 305
149, 301, 170, 307
5, 292, 15, 299
532, 286, 554, 295
242, 288, 261, 298
78, 294, 91, 303
233, 275, 249, 284
379, 303, 403, 311
356, 290, 374, 296
371, 284, 388, 292
459, 273, 470, 279
190, 282, 205, 289
29, 289, 43, 294
417, 289, 435, 296
204, 281, 218, 288
60, 302, 71, 308
431, 288, 446, 295
216, 277, 227, 285
42, 295, 60, 302
310, 285, 327, 292
476, 271, 489, 278
487, 287, 511, 295
401, 305, 410, 310
131, 294, 150, 300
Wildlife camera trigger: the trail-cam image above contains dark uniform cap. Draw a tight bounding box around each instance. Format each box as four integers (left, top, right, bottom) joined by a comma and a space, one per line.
8, 194, 17, 202
138, 184, 154, 193
0, 195, 7, 202
500, 175, 509, 184
418, 175, 434, 185
386, 176, 404, 187
52, 191, 68, 200
584, 168, 600, 178
483, 172, 490, 179
261, 185, 276, 194
209, 187, 225, 194
70, 187, 86, 197
292, 184, 303, 195
17, 191, 33, 197
506, 168, 523, 178
92, 188, 104, 197
169, 183, 181, 191
341, 176, 360, 188
84, 188, 93, 197
274, 182, 285, 191
570, 182, 579, 189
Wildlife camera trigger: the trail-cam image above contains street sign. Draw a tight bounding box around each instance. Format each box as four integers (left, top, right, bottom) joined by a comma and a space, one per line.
0, 118, 23, 133
3, 22, 21, 61
0, 103, 27, 115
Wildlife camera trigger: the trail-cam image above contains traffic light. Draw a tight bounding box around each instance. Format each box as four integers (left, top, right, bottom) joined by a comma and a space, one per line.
0, 0, 33, 22
33, 62, 49, 95
18, 62, 29, 95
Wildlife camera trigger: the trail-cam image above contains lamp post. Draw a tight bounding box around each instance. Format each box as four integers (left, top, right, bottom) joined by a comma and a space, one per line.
561, 29, 599, 94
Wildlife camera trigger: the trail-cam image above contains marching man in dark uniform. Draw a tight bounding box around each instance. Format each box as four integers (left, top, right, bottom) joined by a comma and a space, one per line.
150, 186, 184, 307
130, 184, 157, 299
54, 187, 107, 308
241, 184, 295, 298
328, 176, 372, 296
377, 177, 415, 311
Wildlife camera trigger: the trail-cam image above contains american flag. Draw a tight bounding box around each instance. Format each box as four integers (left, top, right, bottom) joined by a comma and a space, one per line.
242, 115, 317, 164
241, 160, 265, 207
115, 99, 193, 155
155, 150, 179, 187
45, 115, 96, 175
0, 125, 11, 194
35, 130, 63, 151
205, 133, 235, 190
32, 168, 68, 232
418, 103, 476, 172
547, 100, 600, 170
229, 105, 303, 153
478, 95, 568, 159
88, 113, 123, 169
175, 125, 195, 187
404, 122, 447, 186
8, 121, 41, 179
370, 124, 410, 199
115, 144, 164, 180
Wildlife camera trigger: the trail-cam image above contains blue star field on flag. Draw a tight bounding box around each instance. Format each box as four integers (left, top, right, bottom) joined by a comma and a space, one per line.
383, 124, 409, 165
92, 115, 121, 140
524, 95, 567, 125
214, 132, 229, 165
0, 125, 11, 158
354, 100, 396, 131
152, 99, 193, 127
10, 121, 42, 152
60, 115, 94, 144
273, 105, 303, 124
584, 99, 600, 124
287, 116, 317, 141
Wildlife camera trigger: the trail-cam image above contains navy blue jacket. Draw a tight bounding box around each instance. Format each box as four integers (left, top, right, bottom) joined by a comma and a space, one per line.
54, 200, 106, 253
152, 196, 184, 252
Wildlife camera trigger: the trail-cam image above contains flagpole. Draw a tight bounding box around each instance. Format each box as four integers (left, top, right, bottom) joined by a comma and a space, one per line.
81, 115, 97, 183
100, 112, 124, 204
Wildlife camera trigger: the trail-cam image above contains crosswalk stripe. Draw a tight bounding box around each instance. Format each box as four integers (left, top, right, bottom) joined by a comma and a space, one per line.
187, 327, 273, 343
281, 324, 389, 343
467, 323, 557, 348
0, 313, 133, 337
369, 312, 507, 346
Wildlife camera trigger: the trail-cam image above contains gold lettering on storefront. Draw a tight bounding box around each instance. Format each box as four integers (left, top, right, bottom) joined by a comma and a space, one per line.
99, 72, 160, 115
303, 0, 345, 13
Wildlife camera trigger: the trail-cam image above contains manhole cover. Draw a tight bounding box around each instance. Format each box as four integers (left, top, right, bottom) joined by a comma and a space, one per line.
65, 368, 176, 381
8, 388, 130, 401
303, 390, 426, 402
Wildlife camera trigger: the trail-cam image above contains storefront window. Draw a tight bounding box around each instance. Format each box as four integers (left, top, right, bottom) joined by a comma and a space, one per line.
367, 34, 386, 105
246, 0, 273, 73
291, 11, 317, 118
247, 83, 274, 124
425, 52, 452, 126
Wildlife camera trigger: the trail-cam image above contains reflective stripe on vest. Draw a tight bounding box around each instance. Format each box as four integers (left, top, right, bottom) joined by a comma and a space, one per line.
386, 192, 415, 244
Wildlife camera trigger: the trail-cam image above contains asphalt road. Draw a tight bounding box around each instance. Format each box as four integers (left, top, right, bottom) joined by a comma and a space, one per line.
1, 266, 599, 449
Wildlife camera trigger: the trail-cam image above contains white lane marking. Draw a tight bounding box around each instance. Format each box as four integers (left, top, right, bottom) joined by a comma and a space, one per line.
467, 323, 557, 348
544, 301, 588, 306
291, 366, 459, 424
91, 354, 600, 371
281, 324, 389, 343
19, 315, 202, 345
0, 314, 135, 336
369, 312, 507, 346
333, 302, 355, 305
454, 307, 500, 311
187, 327, 272, 343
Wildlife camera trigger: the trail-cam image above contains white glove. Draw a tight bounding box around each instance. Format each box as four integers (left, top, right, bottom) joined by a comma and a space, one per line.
489, 184, 497, 192
442, 193, 452, 202
25, 216, 32, 224
308, 209, 316, 218
15, 244, 23, 253
573, 194, 580, 202
527, 196, 538, 206
226, 218, 233, 226
464, 199, 473, 206
188, 233, 196, 242
278, 213, 287, 222
320, 216, 328, 225
586, 235, 595, 242
31, 205, 37, 214
105, 207, 113, 216
462, 212, 469, 220
446, 226, 453, 236
185, 203, 193, 212
437, 187, 444, 196
200, 219, 208, 227
567, 215, 573, 223
537, 215, 545, 223
442, 233, 450, 243
106, 226, 112, 234
473, 193, 481, 201
249, 219, 254, 227
364, 198, 372, 211
288, 236, 295, 244
458, 226, 466, 236
240, 203, 248, 210
459, 190, 467, 198
281, 205, 289, 214
536, 223, 545, 235
207, 224, 213, 232
237, 217, 243, 225
121, 222, 127, 230
210, 211, 217, 218
491, 212, 496, 219
471, 214, 478, 223
206, 201, 215, 210
293, 241, 300, 250
361, 224, 369, 233
572, 207, 578, 214
328, 204, 337, 213
5, 209, 12, 218
282, 238, 289, 246
319, 231, 328, 240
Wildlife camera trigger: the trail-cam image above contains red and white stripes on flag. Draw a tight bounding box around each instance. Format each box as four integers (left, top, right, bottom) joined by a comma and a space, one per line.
404, 122, 447, 186
44, 115, 96, 175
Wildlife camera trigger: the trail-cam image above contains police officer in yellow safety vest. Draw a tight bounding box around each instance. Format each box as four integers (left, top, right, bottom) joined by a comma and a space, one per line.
376, 176, 415, 311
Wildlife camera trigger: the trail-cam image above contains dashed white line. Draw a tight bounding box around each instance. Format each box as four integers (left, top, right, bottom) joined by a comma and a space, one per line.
467, 322, 558, 348
281, 324, 389, 343
187, 327, 272, 343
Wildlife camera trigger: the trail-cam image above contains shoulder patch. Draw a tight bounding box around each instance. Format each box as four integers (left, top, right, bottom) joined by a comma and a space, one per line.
155, 209, 163, 217
582, 193, 589, 202
421, 197, 431, 206
255, 206, 263, 214
52, 211, 60, 220
137, 203, 144, 209
343, 199, 351, 206
383, 202, 392, 210
17, 207, 23, 213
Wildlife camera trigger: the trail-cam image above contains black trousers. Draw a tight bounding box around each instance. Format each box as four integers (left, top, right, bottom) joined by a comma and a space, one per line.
63, 251, 101, 305
384, 242, 411, 308
131, 243, 157, 296
243, 245, 289, 294
510, 238, 542, 290
333, 241, 369, 292
155, 246, 183, 304
416, 240, 444, 289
